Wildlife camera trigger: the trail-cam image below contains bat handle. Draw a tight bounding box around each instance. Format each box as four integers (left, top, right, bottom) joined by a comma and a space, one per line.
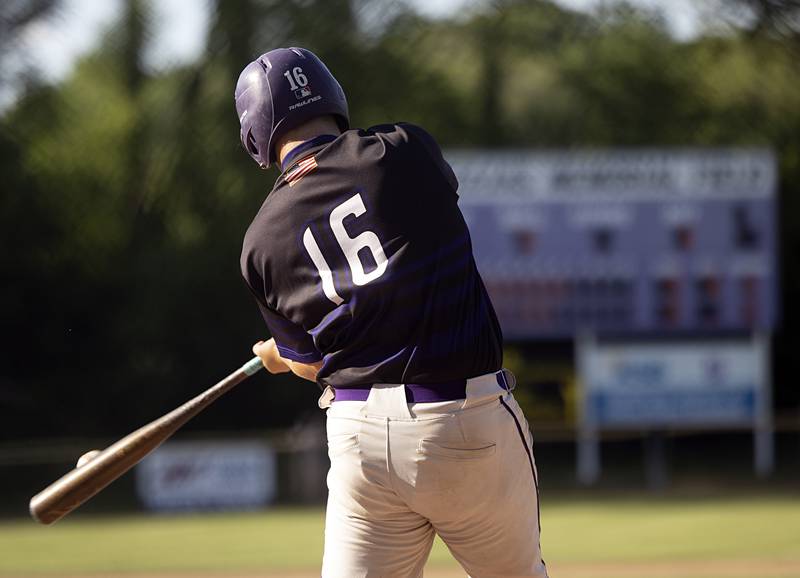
241, 356, 264, 376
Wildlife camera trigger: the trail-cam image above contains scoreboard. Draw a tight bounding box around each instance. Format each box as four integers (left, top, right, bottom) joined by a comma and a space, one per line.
450, 149, 778, 338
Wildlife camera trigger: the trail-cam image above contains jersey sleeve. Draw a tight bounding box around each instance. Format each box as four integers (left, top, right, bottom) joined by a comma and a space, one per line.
259, 305, 323, 363
241, 247, 322, 364
397, 122, 459, 193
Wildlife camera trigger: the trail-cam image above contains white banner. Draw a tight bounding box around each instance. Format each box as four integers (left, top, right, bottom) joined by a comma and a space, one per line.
136, 440, 277, 511
586, 341, 760, 392
581, 339, 765, 427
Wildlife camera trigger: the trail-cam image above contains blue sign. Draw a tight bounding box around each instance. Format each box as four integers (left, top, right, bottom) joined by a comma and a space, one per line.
589, 390, 756, 427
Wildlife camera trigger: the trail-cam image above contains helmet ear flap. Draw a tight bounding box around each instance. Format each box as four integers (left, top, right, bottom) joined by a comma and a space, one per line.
242, 128, 259, 157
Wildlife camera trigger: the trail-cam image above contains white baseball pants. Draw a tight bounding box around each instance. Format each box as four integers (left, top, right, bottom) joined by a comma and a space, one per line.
319, 372, 549, 578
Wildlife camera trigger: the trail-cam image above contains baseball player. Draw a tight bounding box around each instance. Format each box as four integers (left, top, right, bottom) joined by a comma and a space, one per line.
236, 47, 548, 578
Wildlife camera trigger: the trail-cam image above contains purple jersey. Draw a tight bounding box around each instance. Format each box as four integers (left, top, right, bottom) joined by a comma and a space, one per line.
241, 123, 502, 388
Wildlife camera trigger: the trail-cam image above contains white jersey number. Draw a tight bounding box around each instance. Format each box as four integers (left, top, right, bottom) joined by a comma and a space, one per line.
303, 193, 389, 305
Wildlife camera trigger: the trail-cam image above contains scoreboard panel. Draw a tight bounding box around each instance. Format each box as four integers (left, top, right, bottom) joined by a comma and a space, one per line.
450, 149, 777, 338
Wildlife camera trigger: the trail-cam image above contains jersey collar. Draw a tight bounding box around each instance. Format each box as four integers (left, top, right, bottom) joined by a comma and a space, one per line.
280, 134, 338, 172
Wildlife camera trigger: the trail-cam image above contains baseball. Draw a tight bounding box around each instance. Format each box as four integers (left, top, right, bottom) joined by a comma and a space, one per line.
76, 449, 101, 468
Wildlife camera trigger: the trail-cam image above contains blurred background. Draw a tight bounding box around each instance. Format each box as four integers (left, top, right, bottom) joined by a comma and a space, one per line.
1, 0, 799, 576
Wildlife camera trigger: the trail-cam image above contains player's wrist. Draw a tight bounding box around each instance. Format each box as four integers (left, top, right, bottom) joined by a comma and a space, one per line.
253, 339, 291, 374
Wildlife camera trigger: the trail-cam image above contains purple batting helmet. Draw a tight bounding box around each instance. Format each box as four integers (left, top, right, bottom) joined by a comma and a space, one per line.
234, 47, 349, 169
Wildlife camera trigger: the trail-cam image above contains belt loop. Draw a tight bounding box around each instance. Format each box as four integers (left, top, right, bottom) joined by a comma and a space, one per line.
364, 383, 414, 419
318, 386, 335, 409
499, 369, 516, 392
496, 371, 508, 392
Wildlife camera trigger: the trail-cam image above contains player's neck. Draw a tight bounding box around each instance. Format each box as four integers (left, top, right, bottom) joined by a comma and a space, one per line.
277, 116, 342, 167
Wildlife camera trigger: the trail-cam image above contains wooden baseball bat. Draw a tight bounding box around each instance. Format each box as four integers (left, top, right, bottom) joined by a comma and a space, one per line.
29, 356, 264, 524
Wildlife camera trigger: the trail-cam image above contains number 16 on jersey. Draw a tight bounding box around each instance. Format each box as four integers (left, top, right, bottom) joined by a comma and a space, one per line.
303, 193, 389, 305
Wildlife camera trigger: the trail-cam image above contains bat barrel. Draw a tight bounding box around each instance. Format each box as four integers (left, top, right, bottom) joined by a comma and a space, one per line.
30, 356, 263, 524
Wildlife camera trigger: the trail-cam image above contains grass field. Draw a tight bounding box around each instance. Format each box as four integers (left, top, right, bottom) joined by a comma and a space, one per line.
2, 494, 799, 577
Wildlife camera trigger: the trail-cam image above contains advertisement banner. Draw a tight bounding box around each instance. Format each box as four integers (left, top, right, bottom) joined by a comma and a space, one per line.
582, 339, 764, 427
136, 440, 277, 511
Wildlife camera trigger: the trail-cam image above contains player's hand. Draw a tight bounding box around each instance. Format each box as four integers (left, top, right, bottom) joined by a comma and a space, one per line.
252, 339, 291, 374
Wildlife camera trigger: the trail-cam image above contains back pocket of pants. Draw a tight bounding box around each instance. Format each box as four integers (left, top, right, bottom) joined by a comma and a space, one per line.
413, 440, 497, 500
417, 439, 496, 460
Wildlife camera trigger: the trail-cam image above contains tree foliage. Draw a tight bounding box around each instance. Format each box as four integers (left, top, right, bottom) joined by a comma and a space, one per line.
1, 0, 798, 438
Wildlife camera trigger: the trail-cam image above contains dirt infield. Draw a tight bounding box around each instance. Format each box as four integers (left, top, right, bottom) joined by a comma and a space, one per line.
36, 558, 800, 578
